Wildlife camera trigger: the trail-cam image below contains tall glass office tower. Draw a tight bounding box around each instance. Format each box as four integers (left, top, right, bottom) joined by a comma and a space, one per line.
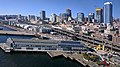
104, 2, 113, 26
77, 12, 84, 23
96, 8, 103, 23
40, 10, 46, 20
66, 9, 72, 17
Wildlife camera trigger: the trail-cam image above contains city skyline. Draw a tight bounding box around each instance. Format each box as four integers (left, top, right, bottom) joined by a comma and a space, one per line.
0, 0, 120, 18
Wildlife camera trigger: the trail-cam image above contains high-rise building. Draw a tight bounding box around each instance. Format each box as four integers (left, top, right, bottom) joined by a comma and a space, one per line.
50, 13, 57, 22
40, 10, 46, 20
35, 17, 40, 21
56, 16, 60, 23
104, 2, 113, 26
66, 9, 72, 17
17, 14, 22, 20
96, 8, 103, 23
23, 16, 28, 21
84, 17, 88, 22
59, 13, 68, 21
28, 15, 35, 21
59, 9, 72, 22
77, 12, 84, 23
88, 13, 94, 22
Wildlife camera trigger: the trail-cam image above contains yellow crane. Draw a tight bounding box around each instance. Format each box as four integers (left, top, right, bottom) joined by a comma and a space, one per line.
96, 44, 105, 51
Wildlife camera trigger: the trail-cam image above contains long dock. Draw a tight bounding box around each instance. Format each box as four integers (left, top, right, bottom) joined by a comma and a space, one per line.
0, 30, 34, 36
47, 51, 99, 67
0, 43, 11, 52
3, 25, 36, 35
0, 43, 93, 66
47, 51, 63, 58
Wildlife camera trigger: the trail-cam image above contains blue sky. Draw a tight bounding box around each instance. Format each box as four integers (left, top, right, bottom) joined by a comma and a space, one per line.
0, 0, 120, 18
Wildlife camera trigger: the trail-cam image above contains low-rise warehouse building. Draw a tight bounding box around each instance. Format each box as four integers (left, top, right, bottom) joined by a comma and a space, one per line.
6, 38, 88, 52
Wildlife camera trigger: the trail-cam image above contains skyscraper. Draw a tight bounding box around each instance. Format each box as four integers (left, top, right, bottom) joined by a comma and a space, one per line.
40, 10, 46, 20
23, 16, 28, 21
17, 14, 21, 20
77, 12, 84, 23
84, 17, 88, 22
28, 15, 35, 21
104, 2, 113, 26
88, 13, 94, 22
56, 16, 61, 22
66, 9, 72, 17
96, 8, 103, 23
59, 13, 68, 21
50, 13, 57, 22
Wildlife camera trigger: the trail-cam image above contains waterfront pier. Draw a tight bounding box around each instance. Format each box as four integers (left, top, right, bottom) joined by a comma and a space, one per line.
0, 43, 11, 52
47, 51, 63, 58
0, 30, 35, 36
47, 51, 99, 67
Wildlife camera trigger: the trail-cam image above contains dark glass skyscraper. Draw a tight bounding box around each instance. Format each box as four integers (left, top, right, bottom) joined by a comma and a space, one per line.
77, 12, 84, 23
103, 2, 113, 26
40, 10, 46, 20
59, 13, 68, 21
66, 9, 72, 17
96, 8, 103, 23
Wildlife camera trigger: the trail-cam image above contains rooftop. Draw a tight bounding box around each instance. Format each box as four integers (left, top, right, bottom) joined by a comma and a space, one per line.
9, 38, 59, 45
104, 2, 112, 5
7, 38, 87, 47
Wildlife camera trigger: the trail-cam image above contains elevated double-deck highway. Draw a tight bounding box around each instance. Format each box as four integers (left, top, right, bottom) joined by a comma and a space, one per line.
51, 26, 120, 52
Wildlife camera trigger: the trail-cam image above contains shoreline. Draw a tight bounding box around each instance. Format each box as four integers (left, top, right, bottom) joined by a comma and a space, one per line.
0, 44, 88, 67
0, 48, 85, 67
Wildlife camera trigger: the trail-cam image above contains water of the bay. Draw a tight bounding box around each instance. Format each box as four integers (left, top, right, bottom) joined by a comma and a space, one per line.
0, 25, 83, 67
